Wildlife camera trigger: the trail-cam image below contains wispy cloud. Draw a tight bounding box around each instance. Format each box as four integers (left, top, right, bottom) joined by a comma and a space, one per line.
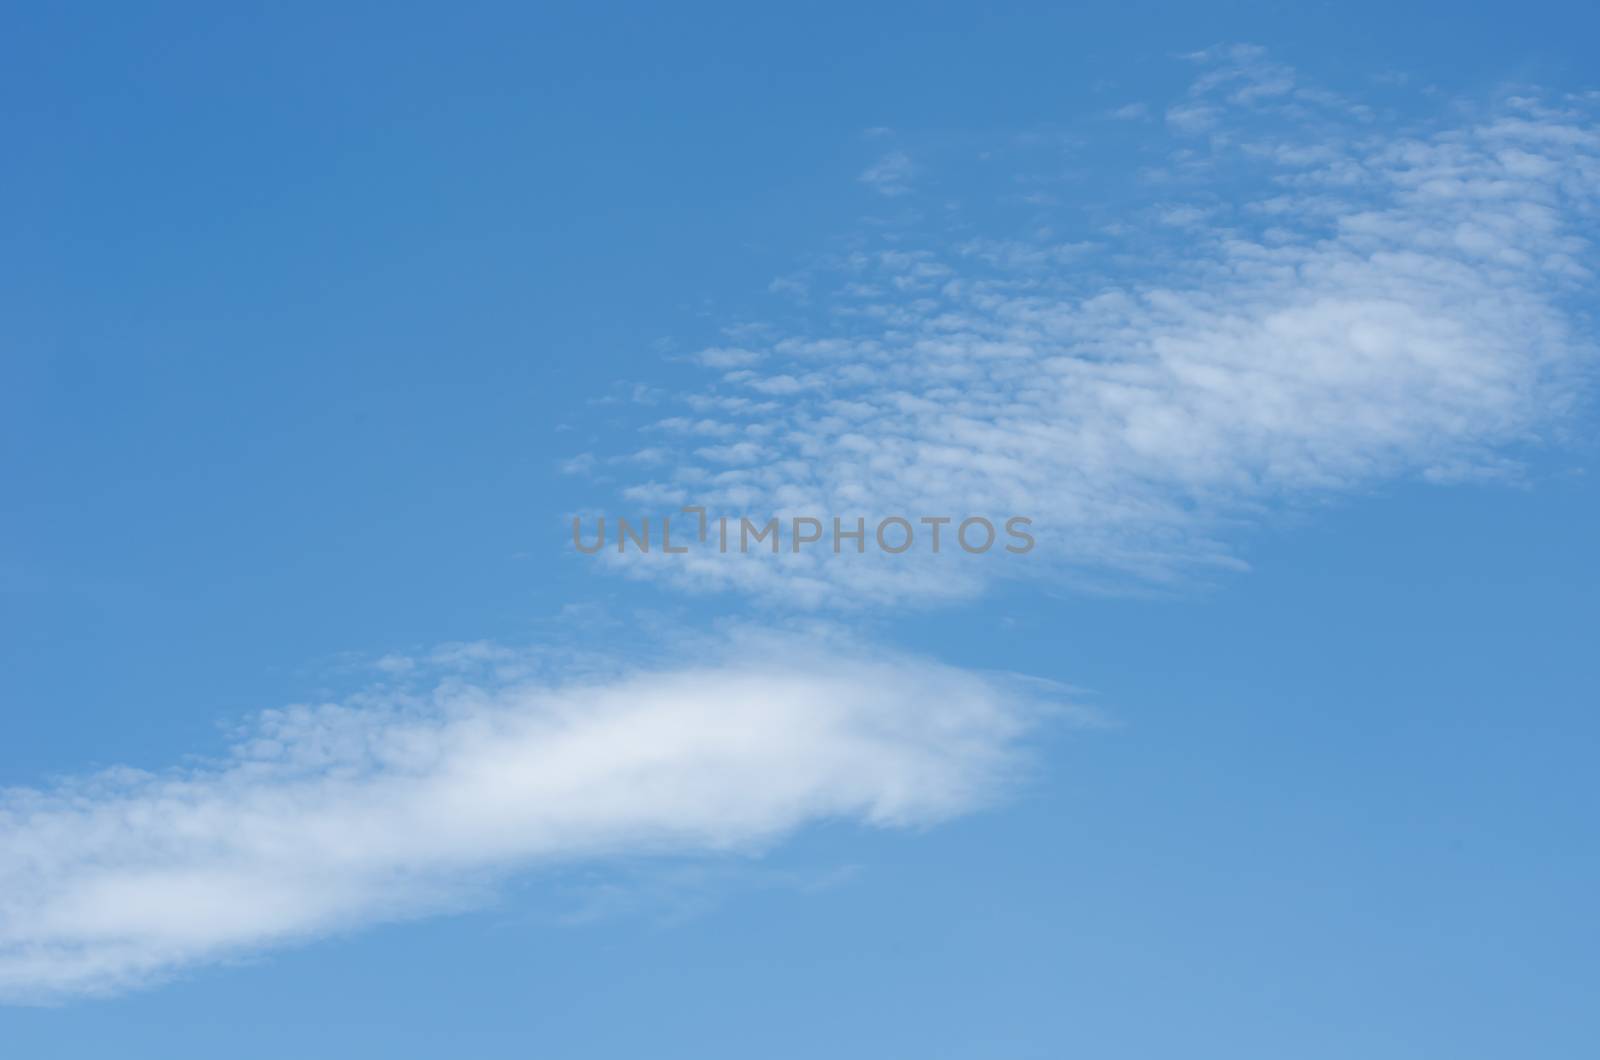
600, 54, 1598, 605
11, 46, 1597, 1009
0, 630, 1045, 1001
859, 150, 916, 197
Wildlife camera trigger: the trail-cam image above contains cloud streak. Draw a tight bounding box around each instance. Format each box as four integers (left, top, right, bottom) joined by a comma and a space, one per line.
0, 631, 1043, 1001
598, 54, 1599, 605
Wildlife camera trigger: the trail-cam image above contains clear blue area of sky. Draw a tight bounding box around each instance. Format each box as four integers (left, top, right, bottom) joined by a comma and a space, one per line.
2, 3, 1597, 1056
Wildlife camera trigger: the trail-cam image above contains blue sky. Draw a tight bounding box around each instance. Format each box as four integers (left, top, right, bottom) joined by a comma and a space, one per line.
3, 3, 1599, 1056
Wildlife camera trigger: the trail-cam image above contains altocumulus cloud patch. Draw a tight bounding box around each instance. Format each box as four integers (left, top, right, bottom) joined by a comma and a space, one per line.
582, 49, 1600, 606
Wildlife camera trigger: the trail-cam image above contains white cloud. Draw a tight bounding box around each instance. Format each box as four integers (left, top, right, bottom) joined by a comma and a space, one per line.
558, 452, 597, 476
15, 47, 1592, 1007
691, 346, 763, 369
1165, 102, 1221, 135
0, 631, 1044, 1002
602, 59, 1599, 606
859, 150, 916, 197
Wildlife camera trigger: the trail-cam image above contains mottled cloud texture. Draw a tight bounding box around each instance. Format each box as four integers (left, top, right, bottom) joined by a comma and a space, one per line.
8, 48, 1598, 1004
599, 50, 1598, 604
